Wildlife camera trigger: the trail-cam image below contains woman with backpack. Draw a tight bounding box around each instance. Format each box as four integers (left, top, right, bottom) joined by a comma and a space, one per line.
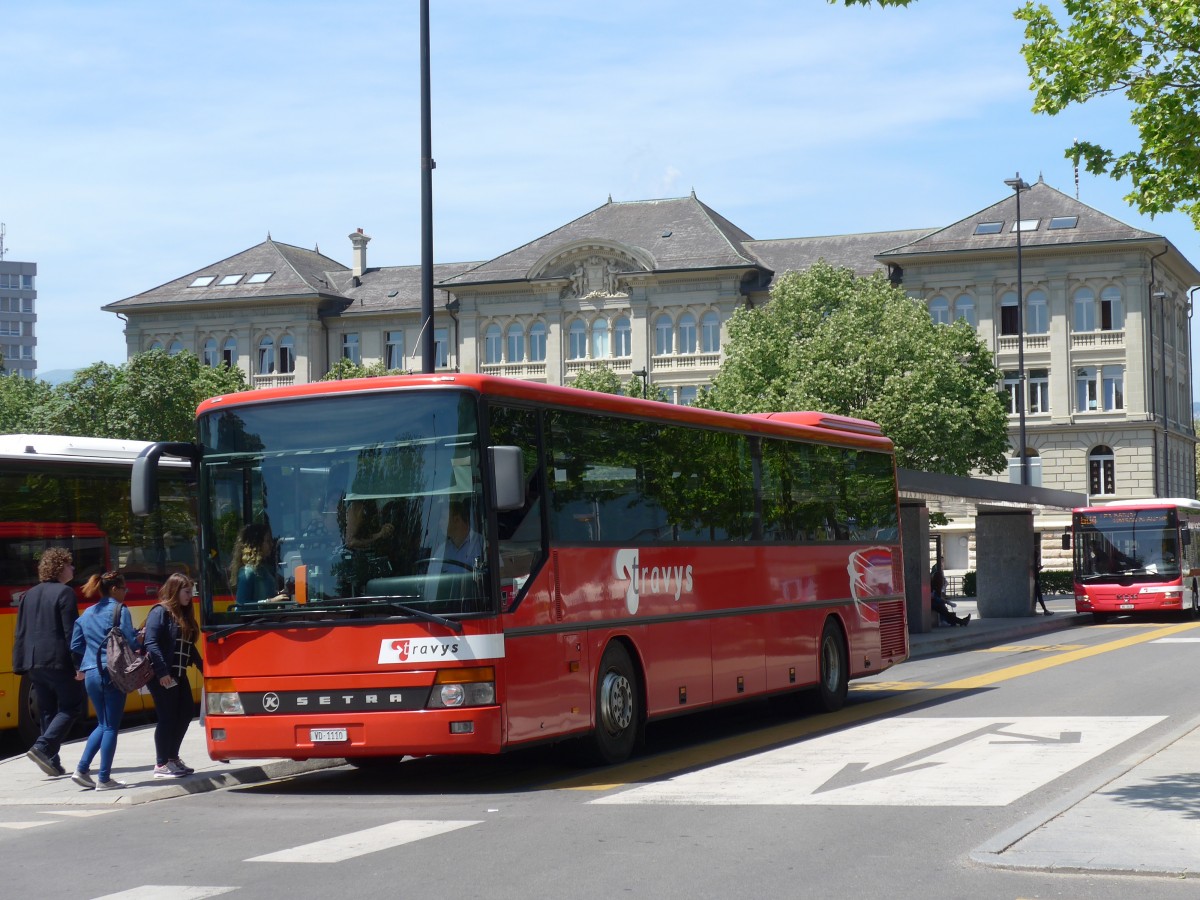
143, 572, 204, 778
69, 571, 140, 791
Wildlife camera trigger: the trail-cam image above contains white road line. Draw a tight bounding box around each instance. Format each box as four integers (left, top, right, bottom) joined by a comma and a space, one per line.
0, 821, 52, 830
593, 716, 1164, 807
247, 820, 482, 864
1153, 637, 1200, 643
89, 888, 237, 900
46, 809, 118, 818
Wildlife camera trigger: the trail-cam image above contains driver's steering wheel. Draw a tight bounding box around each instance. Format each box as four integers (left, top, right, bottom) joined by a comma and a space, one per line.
415, 557, 473, 572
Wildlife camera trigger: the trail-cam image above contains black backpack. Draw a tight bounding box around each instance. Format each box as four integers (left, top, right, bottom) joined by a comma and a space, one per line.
99, 602, 154, 693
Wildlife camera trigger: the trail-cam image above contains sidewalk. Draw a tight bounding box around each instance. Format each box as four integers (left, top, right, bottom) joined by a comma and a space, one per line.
0, 721, 340, 807
908, 592, 1088, 658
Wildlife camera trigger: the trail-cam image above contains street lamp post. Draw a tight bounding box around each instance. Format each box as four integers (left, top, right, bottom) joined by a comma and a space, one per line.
1005, 173, 1032, 486
418, 0, 436, 374
632, 367, 649, 399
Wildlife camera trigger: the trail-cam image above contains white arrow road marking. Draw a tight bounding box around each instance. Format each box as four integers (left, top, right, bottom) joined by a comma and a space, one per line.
592, 717, 1164, 807
247, 820, 482, 863
89, 888, 236, 900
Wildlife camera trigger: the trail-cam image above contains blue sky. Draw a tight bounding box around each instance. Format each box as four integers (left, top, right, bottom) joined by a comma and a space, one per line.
6, 0, 1198, 384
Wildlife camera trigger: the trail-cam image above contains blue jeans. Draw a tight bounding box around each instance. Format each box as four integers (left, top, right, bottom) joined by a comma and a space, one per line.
77, 670, 127, 781
28, 667, 86, 763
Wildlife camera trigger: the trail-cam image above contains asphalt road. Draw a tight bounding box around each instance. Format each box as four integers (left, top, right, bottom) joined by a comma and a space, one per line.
2, 614, 1199, 900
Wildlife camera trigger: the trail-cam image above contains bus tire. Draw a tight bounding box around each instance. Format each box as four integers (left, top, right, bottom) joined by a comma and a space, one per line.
587, 642, 641, 765
17, 676, 40, 748
815, 618, 848, 713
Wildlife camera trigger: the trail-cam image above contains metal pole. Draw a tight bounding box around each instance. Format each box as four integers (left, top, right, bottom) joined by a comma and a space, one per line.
419, 0, 435, 374
1008, 174, 1029, 486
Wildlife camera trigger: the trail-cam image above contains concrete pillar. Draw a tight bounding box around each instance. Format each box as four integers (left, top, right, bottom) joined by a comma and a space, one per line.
976, 510, 1036, 617
901, 502, 932, 633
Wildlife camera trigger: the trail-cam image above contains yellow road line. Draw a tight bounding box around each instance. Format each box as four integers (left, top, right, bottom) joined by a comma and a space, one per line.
555, 619, 1200, 791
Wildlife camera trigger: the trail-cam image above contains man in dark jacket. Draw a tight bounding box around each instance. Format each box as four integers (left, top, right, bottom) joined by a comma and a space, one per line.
12, 547, 85, 776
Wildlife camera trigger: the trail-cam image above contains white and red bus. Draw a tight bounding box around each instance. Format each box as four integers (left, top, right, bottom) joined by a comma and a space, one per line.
133, 374, 907, 765
0, 434, 198, 743
1070, 498, 1200, 623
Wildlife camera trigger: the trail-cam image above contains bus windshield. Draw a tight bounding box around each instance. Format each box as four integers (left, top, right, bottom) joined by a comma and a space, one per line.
1074, 508, 1181, 582
197, 390, 488, 626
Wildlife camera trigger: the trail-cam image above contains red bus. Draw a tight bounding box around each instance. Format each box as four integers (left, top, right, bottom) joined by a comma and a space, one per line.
1070, 498, 1200, 623
133, 374, 908, 764
1, 434, 198, 744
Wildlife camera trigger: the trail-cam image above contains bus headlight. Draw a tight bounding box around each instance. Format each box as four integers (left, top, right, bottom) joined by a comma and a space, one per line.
207, 692, 245, 715
426, 666, 496, 709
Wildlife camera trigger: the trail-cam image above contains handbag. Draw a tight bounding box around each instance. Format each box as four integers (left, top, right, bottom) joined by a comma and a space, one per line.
99, 602, 154, 693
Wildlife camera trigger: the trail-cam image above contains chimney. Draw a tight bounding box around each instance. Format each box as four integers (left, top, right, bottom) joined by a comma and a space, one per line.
349, 228, 371, 278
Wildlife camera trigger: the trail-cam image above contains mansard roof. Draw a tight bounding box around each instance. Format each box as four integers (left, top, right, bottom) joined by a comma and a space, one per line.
439, 193, 764, 287
879, 178, 1159, 259
329, 261, 482, 313
745, 228, 934, 279
104, 239, 351, 310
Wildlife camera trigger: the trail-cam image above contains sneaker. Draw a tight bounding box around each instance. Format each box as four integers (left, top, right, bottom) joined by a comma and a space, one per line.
26, 747, 59, 777
94, 778, 128, 791
49, 760, 67, 777
71, 770, 95, 789
168, 758, 194, 775
1044, 609, 1054, 615
153, 763, 186, 778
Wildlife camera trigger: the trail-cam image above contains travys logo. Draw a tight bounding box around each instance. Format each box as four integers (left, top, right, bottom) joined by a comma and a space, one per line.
614, 549, 694, 615
377, 634, 505, 665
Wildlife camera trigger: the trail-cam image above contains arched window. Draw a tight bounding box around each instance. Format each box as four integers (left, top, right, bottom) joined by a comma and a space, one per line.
1008, 447, 1042, 487
148, 340, 164, 352
591, 318, 610, 359
568, 320, 587, 360
700, 312, 720, 352
929, 296, 950, 325
953, 294, 976, 327
278, 335, 295, 373
257, 336, 275, 374
1025, 290, 1048, 334
1100, 286, 1123, 330
678, 313, 697, 354
654, 314, 673, 356
613, 317, 631, 357
167, 340, 184, 357
202, 338, 218, 368
221, 338, 237, 367
506, 323, 525, 363
529, 322, 546, 362
999, 292, 1018, 335
484, 324, 502, 364
1089, 445, 1116, 495
1073, 287, 1096, 331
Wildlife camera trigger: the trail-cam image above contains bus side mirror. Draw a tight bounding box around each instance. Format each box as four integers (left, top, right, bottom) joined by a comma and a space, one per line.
490, 446, 525, 512
1061, 533, 1072, 551
132, 441, 201, 516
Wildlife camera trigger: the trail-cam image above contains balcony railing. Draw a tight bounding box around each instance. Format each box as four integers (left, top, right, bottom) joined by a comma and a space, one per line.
252, 372, 296, 389
481, 361, 548, 379
650, 352, 721, 370
997, 334, 1049, 352
1071, 329, 1125, 349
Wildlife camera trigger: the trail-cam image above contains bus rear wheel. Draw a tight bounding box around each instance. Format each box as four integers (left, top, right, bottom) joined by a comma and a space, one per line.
815, 619, 848, 713
586, 642, 640, 765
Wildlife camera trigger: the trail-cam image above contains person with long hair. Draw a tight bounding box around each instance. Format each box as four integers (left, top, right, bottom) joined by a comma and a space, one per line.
143, 572, 204, 778
69, 571, 140, 790
230, 523, 279, 604
12, 546, 84, 778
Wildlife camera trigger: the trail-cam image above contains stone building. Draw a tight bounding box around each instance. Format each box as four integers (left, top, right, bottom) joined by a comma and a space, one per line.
103, 182, 1199, 570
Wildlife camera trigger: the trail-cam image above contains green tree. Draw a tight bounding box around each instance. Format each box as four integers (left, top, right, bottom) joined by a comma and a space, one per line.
321, 358, 393, 380
704, 262, 1010, 476
570, 366, 625, 395
836, 0, 1200, 228
39, 350, 247, 441
0, 371, 53, 432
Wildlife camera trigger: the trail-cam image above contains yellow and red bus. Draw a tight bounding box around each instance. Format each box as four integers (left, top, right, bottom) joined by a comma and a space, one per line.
1070, 498, 1200, 623
0, 434, 197, 743
133, 374, 907, 765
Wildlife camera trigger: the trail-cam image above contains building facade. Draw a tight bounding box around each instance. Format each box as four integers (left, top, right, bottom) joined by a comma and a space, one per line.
0, 256, 37, 378
104, 182, 1199, 570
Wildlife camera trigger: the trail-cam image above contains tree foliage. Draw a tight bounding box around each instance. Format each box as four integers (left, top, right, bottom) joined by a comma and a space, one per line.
2, 350, 246, 442
569, 366, 625, 395
704, 262, 1010, 476
321, 358, 396, 380
836, 0, 1200, 228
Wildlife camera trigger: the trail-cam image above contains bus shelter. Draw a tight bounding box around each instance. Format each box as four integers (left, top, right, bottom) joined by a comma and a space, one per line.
897, 469, 1085, 633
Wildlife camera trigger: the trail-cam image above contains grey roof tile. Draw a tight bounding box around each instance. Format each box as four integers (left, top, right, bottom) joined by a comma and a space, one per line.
745, 228, 935, 278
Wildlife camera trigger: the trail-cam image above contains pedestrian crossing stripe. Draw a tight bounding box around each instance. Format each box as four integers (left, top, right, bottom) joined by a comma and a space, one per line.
246, 819, 482, 863
0, 821, 52, 830
89, 888, 236, 900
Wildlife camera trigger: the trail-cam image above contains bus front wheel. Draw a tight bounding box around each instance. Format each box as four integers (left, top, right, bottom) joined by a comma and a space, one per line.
587, 642, 641, 765
815, 619, 848, 713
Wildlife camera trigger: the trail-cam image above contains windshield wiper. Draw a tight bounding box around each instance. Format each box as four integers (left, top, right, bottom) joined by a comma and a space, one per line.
206, 615, 273, 642
341, 596, 464, 632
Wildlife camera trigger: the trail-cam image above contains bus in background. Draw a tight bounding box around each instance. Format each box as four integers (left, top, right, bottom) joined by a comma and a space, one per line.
0, 434, 198, 744
133, 374, 907, 766
1069, 498, 1200, 623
